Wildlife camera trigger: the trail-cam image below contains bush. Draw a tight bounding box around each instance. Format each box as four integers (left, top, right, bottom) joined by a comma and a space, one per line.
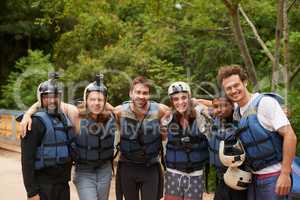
0, 50, 54, 109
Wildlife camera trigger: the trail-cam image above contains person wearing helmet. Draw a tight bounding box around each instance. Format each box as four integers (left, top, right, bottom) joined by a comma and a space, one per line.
72, 74, 116, 200
209, 96, 247, 200
21, 75, 170, 200
162, 81, 210, 200
20, 74, 116, 200
218, 65, 297, 200
21, 75, 210, 200
21, 73, 74, 200
113, 76, 170, 200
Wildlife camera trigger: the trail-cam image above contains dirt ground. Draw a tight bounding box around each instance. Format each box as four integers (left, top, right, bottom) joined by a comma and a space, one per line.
0, 148, 214, 200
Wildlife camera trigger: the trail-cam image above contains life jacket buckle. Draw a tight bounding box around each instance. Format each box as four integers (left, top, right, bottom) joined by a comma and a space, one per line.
181, 136, 190, 143
181, 136, 192, 149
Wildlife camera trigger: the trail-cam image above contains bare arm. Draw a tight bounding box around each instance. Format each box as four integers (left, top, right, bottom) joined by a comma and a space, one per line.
275, 124, 297, 196
20, 101, 80, 136
113, 105, 122, 129
193, 98, 212, 107
158, 104, 172, 141
20, 102, 41, 137
111, 105, 122, 147
105, 102, 115, 112
158, 103, 171, 119
61, 102, 80, 134
63, 101, 114, 134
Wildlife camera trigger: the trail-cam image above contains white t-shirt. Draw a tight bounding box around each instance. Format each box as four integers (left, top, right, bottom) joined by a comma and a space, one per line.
239, 93, 290, 174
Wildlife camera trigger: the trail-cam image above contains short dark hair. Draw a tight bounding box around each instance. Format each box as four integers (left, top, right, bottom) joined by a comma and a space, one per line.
130, 76, 151, 91
217, 65, 248, 86
212, 96, 233, 106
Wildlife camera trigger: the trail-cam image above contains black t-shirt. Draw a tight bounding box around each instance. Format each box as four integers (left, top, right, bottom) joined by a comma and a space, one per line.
21, 115, 72, 198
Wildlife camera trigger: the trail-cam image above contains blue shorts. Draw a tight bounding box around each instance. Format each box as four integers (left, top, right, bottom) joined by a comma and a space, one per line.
164, 169, 204, 200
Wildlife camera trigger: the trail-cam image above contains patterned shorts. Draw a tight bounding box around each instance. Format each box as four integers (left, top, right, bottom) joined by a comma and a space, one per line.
164, 169, 204, 200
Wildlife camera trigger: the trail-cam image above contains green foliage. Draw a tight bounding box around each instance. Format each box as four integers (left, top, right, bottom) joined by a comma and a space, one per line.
0, 50, 54, 109
287, 90, 300, 154
289, 31, 300, 65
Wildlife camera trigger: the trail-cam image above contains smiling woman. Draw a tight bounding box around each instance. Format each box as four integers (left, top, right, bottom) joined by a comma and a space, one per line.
163, 81, 210, 200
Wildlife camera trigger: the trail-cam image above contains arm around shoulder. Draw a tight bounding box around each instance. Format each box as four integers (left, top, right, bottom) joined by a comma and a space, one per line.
158, 103, 171, 119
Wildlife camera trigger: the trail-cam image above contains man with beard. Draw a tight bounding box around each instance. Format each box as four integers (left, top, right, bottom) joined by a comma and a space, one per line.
21, 74, 74, 200
114, 76, 170, 200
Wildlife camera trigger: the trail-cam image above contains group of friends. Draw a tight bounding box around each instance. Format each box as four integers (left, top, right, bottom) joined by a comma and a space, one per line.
19, 65, 297, 200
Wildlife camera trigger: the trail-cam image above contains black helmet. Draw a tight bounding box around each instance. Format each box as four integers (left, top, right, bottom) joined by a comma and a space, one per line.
37, 72, 62, 106
83, 74, 107, 101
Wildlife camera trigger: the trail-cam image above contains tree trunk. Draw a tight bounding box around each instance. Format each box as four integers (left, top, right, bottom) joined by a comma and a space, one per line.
230, 4, 259, 90
272, 0, 284, 91
283, 0, 289, 91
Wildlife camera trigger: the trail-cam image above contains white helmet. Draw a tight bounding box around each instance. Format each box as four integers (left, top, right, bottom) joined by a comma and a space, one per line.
168, 81, 191, 96
224, 167, 252, 190
219, 139, 245, 167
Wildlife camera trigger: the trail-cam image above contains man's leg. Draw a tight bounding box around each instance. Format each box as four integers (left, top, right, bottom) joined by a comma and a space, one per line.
118, 163, 140, 200
227, 184, 247, 200
39, 184, 53, 200
140, 165, 160, 200
214, 181, 231, 200
55, 182, 70, 200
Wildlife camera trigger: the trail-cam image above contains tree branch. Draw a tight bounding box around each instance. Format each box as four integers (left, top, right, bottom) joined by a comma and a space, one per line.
239, 5, 276, 64
288, 0, 297, 13
289, 64, 300, 83
230, 5, 259, 89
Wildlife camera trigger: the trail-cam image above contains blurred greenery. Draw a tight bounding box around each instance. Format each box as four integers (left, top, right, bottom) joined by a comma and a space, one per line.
0, 50, 54, 109
1, 0, 299, 105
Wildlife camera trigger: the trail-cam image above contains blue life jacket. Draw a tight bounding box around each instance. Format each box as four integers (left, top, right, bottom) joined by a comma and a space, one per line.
34, 111, 74, 170
120, 101, 162, 165
234, 93, 284, 171
291, 156, 300, 198
75, 115, 116, 165
166, 114, 209, 173
208, 117, 237, 168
